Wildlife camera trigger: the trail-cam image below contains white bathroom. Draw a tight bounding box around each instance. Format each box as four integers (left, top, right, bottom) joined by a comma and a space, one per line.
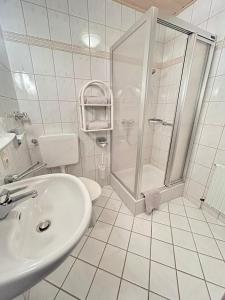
0, 0, 225, 299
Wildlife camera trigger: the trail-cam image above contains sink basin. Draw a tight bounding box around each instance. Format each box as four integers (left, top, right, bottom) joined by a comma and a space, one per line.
0, 173, 92, 300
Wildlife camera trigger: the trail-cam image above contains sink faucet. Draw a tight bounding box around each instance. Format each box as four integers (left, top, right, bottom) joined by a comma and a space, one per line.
0, 186, 38, 220
4, 161, 46, 184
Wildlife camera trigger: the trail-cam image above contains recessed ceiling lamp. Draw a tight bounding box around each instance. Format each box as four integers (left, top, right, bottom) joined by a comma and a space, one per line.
82, 33, 101, 48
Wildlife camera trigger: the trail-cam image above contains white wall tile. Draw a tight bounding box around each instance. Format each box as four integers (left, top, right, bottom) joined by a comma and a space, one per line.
121, 5, 135, 31
199, 125, 223, 148
73, 53, 91, 79
35, 75, 58, 100
56, 77, 76, 101
59, 101, 77, 122
46, 0, 68, 13
106, 0, 121, 30
192, 0, 212, 25
48, 10, 71, 44
53, 50, 74, 77
91, 57, 106, 81
88, 0, 105, 25
207, 10, 225, 41
68, 0, 88, 19
70, 16, 89, 48
30, 46, 54, 75
0, 0, 26, 34
210, 0, 225, 17
40, 100, 61, 123
18, 99, 42, 123
5, 41, 33, 73
89, 22, 106, 51
22, 1, 50, 39
13, 73, 38, 100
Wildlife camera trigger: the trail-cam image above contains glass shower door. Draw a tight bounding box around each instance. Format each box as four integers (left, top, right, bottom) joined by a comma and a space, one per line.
111, 8, 158, 197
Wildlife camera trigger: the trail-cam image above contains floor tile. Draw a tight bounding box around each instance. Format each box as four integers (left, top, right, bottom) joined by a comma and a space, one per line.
174, 246, 203, 278
149, 292, 167, 299
62, 260, 96, 300
183, 198, 199, 208
170, 197, 184, 206
94, 195, 109, 207
101, 188, 113, 197
115, 213, 133, 230
70, 235, 87, 257
152, 222, 172, 244
93, 205, 103, 219
123, 252, 150, 288
185, 207, 205, 221
152, 210, 170, 226
151, 239, 175, 268
108, 226, 130, 250
132, 218, 151, 237
209, 223, 225, 241
128, 232, 151, 258
90, 221, 112, 242
55, 290, 77, 300
99, 244, 126, 276
46, 256, 75, 287
29, 281, 58, 300
217, 240, 225, 260
118, 280, 148, 300
172, 227, 196, 251
177, 271, 210, 300
136, 212, 152, 221
203, 211, 225, 227
110, 191, 121, 200
189, 219, 213, 237
169, 203, 186, 216
200, 254, 225, 287
120, 203, 133, 215
105, 198, 121, 211
194, 234, 222, 259
207, 282, 225, 300
87, 269, 120, 300
98, 208, 118, 225
158, 202, 169, 212
150, 261, 179, 300
170, 214, 190, 231
79, 237, 105, 266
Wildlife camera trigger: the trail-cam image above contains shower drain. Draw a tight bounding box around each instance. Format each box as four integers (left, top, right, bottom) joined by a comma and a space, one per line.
36, 220, 51, 232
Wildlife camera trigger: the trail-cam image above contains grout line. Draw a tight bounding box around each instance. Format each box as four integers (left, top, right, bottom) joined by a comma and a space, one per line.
183, 204, 212, 300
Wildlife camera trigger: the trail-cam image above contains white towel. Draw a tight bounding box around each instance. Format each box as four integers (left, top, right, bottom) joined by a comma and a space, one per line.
143, 189, 161, 214
87, 120, 109, 130
85, 96, 108, 104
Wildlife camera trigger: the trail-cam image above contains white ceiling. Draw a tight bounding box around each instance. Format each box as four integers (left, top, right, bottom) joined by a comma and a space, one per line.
114, 0, 196, 15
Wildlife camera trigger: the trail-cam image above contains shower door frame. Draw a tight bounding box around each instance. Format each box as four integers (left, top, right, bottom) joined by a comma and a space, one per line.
110, 8, 216, 200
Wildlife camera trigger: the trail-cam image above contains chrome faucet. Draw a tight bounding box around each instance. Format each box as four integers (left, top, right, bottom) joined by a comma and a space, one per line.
4, 161, 46, 184
0, 186, 38, 220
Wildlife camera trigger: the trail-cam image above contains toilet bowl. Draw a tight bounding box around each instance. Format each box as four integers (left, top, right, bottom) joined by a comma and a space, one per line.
38, 134, 102, 202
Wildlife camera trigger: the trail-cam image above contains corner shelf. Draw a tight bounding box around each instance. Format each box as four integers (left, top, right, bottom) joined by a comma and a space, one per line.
79, 80, 113, 132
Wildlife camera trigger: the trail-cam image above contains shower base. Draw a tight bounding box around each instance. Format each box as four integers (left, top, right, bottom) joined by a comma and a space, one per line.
111, 169, 184, 215
115, 164, 165, 193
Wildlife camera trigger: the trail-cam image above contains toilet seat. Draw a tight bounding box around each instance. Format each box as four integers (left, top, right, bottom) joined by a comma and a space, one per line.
79, 177, 101, 201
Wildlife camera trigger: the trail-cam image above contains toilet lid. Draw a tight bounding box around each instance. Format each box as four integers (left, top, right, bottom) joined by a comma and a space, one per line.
79, 177, 102, 201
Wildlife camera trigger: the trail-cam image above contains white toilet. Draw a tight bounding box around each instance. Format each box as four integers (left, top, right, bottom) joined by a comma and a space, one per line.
38, 134, 102, 204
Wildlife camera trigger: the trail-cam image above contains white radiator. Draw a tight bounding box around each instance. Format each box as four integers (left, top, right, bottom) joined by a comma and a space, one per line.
206, 164, 225, 214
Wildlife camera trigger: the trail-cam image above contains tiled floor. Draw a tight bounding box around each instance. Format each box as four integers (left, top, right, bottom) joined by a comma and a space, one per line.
16, 186, 225, 300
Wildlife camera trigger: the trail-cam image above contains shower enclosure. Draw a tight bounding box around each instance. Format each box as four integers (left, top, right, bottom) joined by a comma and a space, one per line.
110, 7, 215, 213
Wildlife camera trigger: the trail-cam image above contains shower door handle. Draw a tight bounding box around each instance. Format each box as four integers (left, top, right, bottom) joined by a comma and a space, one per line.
148, 118, 173, 127
162, 121, 173, 127
147, 118, 162, 124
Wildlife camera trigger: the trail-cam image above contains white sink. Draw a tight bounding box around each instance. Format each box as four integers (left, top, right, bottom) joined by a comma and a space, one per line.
0, 174, 92, 300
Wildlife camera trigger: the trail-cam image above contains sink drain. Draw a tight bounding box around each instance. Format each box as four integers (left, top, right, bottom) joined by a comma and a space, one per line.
36, 220, 51, 232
